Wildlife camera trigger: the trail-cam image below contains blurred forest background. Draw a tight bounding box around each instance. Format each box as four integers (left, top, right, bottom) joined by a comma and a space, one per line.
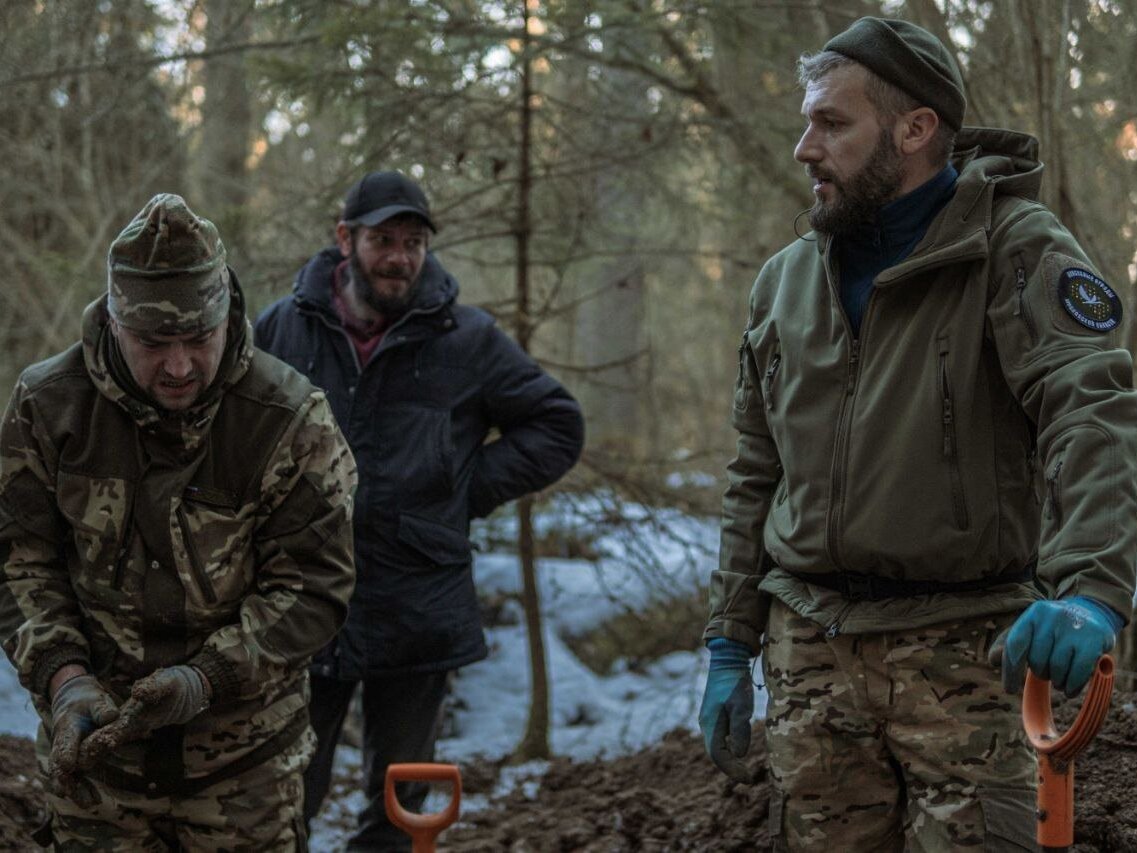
2, 0, 1137, 719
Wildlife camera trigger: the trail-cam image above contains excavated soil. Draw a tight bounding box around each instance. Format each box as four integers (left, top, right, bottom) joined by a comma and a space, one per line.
0, 695, 1135, 851
442, 692, 1137, 852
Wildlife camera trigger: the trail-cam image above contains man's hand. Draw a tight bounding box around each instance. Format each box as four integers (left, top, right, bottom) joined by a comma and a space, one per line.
78, 665, 209, 767
698, 637, 757, 783
997, 597, 1122, 697
48, 674, 119, 801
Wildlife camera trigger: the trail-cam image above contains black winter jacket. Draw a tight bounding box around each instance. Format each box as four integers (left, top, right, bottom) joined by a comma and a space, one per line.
255, 248, 584, 678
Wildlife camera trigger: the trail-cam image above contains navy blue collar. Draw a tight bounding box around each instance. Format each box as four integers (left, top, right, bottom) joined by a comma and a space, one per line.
842, 163, 959, 259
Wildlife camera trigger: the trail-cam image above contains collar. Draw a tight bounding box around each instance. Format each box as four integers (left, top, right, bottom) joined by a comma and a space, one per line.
843, 164, 959, 258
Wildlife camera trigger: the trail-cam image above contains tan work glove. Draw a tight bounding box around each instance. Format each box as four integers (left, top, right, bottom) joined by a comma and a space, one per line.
79, 665, 209, 767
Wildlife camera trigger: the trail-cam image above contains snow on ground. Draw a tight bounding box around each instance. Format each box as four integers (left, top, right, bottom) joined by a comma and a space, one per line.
0, 494, 768, 850
309, 495, 765, 848
0, 655, 39, 739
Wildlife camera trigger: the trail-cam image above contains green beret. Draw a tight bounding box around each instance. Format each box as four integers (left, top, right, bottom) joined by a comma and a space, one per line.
107, 193, 230, 335
824, 17, 965, 131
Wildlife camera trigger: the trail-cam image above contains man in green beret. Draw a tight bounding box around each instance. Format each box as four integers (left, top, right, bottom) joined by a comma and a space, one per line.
698, 16, 1137, 851
0, 193, 357, 849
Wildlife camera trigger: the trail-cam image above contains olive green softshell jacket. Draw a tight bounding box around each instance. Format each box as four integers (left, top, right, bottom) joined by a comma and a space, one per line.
0, 285, 356, 792
707, 128, 1137, 648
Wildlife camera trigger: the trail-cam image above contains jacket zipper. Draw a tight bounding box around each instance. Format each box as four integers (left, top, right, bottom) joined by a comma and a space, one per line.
823, 242, 862, 571
1011, 254, 1038, 344
938, 346, 970, 529
763, 353, 782, 410
113, 513, 134, 591
113, 472, 144, 590
176, 504, 218, 604
825, 602, 853, 639
1046, 458, 1064, 526
826, 338, 860, 569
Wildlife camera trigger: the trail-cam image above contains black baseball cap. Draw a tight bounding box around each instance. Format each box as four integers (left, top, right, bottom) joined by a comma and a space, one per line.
341, 171, 437, 232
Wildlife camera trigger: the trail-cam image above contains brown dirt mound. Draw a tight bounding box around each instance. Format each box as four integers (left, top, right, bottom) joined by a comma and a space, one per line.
0, 734, 45, 852
445, 728, 770, 852
445, 692, 1137, 852
0, 696, 1134, 851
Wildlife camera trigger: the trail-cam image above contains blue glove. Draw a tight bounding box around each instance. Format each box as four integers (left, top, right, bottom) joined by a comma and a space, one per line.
698, 637, 756, 783
1001, 596, 1123, 697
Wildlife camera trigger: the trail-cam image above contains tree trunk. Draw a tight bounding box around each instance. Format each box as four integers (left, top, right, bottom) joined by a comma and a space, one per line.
195, 0, 253, 265
512, 0, 550, 763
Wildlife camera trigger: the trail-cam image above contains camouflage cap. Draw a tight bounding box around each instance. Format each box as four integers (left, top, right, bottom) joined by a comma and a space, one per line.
107, 193, 230, 334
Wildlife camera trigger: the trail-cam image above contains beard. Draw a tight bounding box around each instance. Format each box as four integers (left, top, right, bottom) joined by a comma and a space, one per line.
807, 126, 904, 237
348, 249, 419, 317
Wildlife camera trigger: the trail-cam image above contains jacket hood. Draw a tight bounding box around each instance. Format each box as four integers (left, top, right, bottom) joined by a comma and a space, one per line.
81, 266, 254, 440
951, 126, 1042, 202
292, 246, 459, 319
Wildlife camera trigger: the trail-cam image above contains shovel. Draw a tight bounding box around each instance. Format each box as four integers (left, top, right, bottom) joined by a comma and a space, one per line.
1021, 654, 1114, 852
384, 762, 462, 853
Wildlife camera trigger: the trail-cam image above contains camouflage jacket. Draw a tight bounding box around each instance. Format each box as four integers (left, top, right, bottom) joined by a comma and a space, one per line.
0, 278, 356, 794
707, 128, 1137, 648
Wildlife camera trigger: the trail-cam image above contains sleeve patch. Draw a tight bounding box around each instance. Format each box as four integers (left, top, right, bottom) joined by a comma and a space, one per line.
1057, 268, 1121, 332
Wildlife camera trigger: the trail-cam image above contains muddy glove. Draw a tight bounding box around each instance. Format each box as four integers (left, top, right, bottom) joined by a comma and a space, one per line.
78, 665, 209, 767
49, 674, 119, 801
698, 637, 756, 783
997, 597, 1122, 697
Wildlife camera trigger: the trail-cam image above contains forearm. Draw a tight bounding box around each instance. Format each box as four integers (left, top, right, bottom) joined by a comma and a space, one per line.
469, 396, 584, 518
0, 538, 91, 700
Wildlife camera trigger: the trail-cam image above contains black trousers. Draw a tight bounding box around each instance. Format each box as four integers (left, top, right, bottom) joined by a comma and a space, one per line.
304, 670, 450, 852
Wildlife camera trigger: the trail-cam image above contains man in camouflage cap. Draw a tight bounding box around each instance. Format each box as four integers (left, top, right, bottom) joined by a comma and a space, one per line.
699, 15, 1137, 852
0, 193, 357, 849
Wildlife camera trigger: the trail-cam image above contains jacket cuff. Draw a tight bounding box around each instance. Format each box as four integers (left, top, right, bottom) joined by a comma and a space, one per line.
31, 644, 90, 700
702, 619, 762, 653
1067, 596, 1126, 634
189, 646, 241, 706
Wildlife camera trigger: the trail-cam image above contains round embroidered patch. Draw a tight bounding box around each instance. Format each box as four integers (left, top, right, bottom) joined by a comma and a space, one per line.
1057, 268, 1121, 332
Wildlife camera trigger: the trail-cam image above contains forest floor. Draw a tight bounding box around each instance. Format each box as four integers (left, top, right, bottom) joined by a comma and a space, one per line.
0, 692, 1134, 851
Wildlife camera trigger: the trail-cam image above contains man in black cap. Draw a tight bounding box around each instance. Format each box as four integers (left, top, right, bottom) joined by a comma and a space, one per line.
255, 171, 584, 849
698, 16, 1137, 851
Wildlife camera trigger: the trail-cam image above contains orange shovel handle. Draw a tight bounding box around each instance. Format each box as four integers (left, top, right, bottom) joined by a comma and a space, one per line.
1021, 654, 1114, 851
384, 763, 462, 853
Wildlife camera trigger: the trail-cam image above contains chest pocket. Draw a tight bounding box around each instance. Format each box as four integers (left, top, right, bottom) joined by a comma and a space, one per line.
174, 485, 256, 609
56, 470, 131, 586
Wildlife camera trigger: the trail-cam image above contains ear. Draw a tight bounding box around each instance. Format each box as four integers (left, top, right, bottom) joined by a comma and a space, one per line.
335, 222, 353, 258
896, 106, 940, 156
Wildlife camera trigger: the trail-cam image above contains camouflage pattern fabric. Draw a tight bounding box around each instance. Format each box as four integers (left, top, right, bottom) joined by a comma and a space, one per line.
0, 283, 356, 828
107, 193, 231, 335
762, 599, 1037, 851
38, 725, 315, 851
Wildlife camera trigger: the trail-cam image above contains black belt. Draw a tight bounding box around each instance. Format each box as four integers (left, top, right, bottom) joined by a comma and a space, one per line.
788, 565, 1035, 602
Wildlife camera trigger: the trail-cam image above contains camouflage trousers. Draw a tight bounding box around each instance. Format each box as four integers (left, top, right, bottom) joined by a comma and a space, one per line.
762, 599, 1037, 852
38, 725, 314, 851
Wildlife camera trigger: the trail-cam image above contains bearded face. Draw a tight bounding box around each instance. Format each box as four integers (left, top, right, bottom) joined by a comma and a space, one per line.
795, 64, 907, 237
344, 214, 429, 316
805, 124, 904, 236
